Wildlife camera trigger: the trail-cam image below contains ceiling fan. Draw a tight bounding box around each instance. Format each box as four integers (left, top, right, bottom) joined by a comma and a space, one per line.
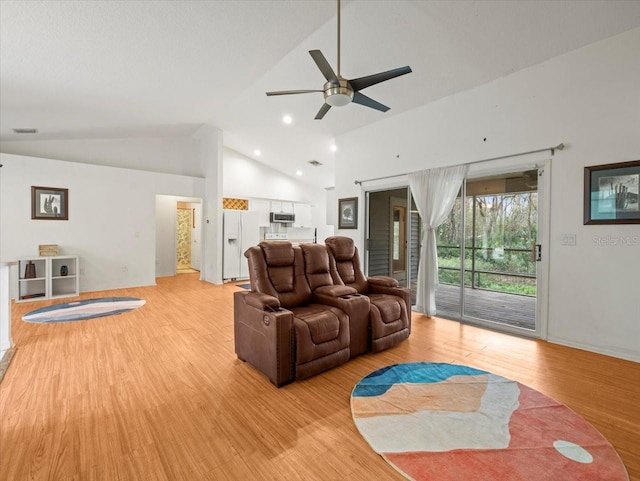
266, 0, 412, 120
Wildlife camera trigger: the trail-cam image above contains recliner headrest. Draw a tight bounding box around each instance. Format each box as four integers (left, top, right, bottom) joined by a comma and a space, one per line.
260, 241, 295, 267
301, 244, 330, 274
325, 236, 356, 262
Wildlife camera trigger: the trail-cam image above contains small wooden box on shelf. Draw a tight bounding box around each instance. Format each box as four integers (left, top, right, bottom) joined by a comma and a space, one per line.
17, 256, 79, 302
39, 244, 59, 256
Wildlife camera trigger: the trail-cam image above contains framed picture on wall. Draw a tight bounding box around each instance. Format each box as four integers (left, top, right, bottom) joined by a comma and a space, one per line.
31, 186, 68, 220
338, 197, 358, 229
584, 160, 640, 224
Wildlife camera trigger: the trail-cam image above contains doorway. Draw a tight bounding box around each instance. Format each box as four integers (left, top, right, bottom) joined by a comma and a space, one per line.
365, 163, 549, 338
176, 202, 198, 274
155, 195, 202, 278
366, 188, 420, 304
434, 166, 548, 336
390, 196, 407, 282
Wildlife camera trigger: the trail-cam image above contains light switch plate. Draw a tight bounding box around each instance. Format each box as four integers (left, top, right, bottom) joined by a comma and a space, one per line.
561, 234, 576, 246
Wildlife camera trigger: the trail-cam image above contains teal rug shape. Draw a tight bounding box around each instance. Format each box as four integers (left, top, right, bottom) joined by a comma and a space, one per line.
22, 297, 145, 323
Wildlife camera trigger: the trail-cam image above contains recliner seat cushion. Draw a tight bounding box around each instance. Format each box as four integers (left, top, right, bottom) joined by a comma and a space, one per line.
292, 304, 350, 365
293, 305, 341, 344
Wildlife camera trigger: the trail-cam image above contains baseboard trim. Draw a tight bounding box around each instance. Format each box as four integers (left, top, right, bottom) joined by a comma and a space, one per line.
0, 347, 16, 383
547, 336, 639, 363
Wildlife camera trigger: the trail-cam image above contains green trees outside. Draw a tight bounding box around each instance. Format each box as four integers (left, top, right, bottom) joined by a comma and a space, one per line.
436, 192, 537, 296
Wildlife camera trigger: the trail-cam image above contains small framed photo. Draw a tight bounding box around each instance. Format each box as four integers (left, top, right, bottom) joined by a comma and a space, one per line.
338, 197, 358, 229
31, 186, 68, 220
584, 160, 639, 224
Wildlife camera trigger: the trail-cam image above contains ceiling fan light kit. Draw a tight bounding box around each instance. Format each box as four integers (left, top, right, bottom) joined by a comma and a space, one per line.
324, 79, 353, 107
266, 0, 412, 120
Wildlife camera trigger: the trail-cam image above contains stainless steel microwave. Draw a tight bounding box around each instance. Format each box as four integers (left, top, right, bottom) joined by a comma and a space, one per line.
270, 212, 295, 223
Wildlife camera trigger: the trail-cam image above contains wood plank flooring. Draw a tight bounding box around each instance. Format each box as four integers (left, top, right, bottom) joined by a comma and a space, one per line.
1, 274, 639, 480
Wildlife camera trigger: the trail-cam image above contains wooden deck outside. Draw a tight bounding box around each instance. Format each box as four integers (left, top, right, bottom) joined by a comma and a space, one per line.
431, 283, 536, 330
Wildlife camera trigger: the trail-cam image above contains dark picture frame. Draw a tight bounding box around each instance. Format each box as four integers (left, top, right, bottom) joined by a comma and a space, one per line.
338, 197, 358, 229
584, 160, 640, 224
31, 186, 69, 220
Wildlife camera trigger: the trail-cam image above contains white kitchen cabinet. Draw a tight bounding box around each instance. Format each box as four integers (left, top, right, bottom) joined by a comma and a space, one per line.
294, 203, 313, 227
250, 199, 271, 227
270, 201, 294, 213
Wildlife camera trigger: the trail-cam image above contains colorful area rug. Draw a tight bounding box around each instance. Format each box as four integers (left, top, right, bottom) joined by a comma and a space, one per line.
351, 362, 628, 481
22, 297, 145, 323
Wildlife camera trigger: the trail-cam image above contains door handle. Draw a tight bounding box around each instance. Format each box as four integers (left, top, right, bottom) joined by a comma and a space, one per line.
531, 244, 542, 262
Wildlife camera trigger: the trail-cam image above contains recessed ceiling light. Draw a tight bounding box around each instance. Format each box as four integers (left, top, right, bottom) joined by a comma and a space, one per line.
296, 170, 303, 176
282, 115, 293, 125
330, 144, 337, 152
13, 128, 38, 134
253, 149, 261, 157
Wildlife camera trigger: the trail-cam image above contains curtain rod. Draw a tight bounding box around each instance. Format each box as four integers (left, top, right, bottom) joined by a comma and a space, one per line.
354, 143, 564, 185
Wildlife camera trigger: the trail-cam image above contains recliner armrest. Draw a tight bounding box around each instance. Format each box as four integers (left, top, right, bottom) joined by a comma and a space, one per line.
368, 276, 399, 288
367, 283, 412, 333
314, 285, 358, 298
244, 292, 281, 311
234, 291, 294, 387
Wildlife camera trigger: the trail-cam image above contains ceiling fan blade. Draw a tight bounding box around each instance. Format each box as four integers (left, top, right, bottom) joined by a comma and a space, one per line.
266, 89, 323, 96
315, 103, 331, 120
352, 91, 390, 112
309, 50, 338, 83
349, 66, 412, 91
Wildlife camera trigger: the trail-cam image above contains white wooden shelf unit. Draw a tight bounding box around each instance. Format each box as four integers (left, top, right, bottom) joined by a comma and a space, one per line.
17, 256, 79, 302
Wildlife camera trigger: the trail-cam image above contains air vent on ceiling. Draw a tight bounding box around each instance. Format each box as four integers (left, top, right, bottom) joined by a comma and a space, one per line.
308, 160, 322, 166
13, 128, 38, 134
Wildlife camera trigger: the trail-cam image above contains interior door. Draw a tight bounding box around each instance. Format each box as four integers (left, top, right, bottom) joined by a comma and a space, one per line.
365, 187, 420, 305
390, 196, 407, 282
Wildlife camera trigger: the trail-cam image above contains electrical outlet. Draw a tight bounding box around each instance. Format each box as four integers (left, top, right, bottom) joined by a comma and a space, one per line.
122, 265, 129, 273
561, 234, 576, 246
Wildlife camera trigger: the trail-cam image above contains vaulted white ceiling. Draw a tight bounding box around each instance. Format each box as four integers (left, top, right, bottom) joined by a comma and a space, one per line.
2, 0, 639, 188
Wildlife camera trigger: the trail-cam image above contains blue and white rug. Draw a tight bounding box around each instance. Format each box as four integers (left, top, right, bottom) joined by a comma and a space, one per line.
22, 297, 146, 323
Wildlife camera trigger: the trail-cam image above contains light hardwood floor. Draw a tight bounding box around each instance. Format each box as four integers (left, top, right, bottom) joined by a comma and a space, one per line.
1, 273, 639, 481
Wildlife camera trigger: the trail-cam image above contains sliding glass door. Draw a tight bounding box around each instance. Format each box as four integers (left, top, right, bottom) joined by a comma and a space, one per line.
364, 165, 548, 337
435, 168, 544, 335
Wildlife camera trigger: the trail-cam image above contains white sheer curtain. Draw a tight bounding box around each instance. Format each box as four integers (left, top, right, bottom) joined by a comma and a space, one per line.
409, 164, 468, 316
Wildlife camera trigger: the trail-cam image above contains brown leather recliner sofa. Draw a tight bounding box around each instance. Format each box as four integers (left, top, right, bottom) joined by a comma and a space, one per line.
234, 237, 411, 387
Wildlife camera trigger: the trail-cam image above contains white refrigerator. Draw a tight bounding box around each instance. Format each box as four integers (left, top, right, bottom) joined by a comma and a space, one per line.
223, 210, 260, 280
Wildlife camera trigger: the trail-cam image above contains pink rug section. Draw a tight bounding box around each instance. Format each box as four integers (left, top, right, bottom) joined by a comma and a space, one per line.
351, 363, 628, 481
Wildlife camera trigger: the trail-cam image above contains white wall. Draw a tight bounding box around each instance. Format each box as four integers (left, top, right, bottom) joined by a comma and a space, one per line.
224, 147, 319, 203
0, 136, 202, 177
223, 147, 334, 241
0, 153, 205, 294
196, 126, 224, 284
155, 195, 178, 277
334, 28, 640, 362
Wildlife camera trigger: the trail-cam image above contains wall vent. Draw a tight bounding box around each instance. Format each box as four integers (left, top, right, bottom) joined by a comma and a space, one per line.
308, 160, 322, 166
